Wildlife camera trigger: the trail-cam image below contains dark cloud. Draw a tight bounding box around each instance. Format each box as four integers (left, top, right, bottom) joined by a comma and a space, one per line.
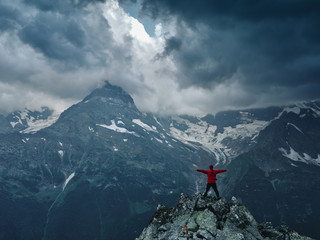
136, 0, 320, 24
18, 12, 88, 67
23, 0, 106, 13
1, 0, 114, 70
0, 0, 132, 114
155, 36, 181, 59
122, 0, 320, 104
1, 0, 320, 116
0, 2, 25, 31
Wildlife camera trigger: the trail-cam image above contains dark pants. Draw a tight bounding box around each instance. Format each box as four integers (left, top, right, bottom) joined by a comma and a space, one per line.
204, 183, 220, 197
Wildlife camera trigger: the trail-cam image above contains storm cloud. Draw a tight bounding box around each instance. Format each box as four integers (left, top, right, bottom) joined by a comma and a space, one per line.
0, 0, 130, 114
121, 0, 320, 105
1, 0, 320, 116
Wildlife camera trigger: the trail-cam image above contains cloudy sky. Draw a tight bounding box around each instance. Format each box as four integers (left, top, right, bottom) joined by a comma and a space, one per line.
1, 0, 320, 116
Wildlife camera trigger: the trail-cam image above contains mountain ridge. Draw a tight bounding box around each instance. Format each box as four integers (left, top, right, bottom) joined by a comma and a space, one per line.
0, 82, 319, 239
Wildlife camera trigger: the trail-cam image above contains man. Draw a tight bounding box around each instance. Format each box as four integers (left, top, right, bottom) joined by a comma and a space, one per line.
195, 165, 227, 198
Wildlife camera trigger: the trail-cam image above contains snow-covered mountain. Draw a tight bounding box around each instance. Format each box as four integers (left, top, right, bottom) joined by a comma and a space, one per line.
2, 92, 318, 169
275, 102, 320, 167
0, 82, 319, 239
158, 101, 320, 169
220, 101, 320, 239
162, 111, 275, 166
0, 83, 213, 240
0, 107, 59, 134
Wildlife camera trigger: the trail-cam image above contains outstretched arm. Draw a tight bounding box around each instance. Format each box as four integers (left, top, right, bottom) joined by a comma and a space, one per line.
214, 169, 227, 174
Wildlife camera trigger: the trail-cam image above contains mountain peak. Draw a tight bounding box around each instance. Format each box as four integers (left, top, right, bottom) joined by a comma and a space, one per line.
82, 81, 135, 107
137, 194, 313, 240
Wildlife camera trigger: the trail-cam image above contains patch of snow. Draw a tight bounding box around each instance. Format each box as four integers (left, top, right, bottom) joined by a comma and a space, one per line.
97, 120, 138, 136
88, 126, 94, 132
220, 120, 269, 141
240, 111, 253, 123
212, 148, 229, 166
276, 106, 301, 120
132, 119, 157, 132
41, 138, 46, 141
311, 106, 320, 117
123, 139, 128, 142
18, 109, 28, 119
169, 119, 217, 148
117, 120, 125, 125
20, 111, 61, 134
287, 123, 304, 134
113, 146, 119, 151
279, 147, 305, 163
59, 142, 63, 147
297, 102, 320, 117
58, 150, 64, 158
169, 117, 268, 165
284, 106, 301, 115
153, 116, 162, 127
10, 121, 20, 128
63, 172, 75, 191
279, 147, 320, 166
154, 137, 163, 143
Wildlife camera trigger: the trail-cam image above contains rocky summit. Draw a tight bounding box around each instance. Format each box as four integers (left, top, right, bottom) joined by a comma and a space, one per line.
137, 193, 313, 240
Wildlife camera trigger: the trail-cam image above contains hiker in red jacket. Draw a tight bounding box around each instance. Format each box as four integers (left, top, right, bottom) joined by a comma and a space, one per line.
195, 165, 227, 198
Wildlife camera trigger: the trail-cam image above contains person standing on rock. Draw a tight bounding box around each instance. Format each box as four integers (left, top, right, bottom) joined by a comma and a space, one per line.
195, 165, 227, 198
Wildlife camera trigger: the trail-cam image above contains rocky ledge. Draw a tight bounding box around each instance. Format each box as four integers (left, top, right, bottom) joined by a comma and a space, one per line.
136, 193, 313, 240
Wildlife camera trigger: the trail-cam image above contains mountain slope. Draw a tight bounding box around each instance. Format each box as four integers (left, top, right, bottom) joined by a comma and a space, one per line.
220, 103, 320, 239
0, 107, 57, 134
158, 106, 284, 167
0, 82, 319, 239
0, 82, 213, 240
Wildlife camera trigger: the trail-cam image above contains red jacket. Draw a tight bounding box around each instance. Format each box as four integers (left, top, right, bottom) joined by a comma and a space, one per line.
196, 169, 227, 183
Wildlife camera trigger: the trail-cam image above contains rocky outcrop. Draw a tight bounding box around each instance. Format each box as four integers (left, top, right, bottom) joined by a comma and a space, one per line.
137, 193, 313, 240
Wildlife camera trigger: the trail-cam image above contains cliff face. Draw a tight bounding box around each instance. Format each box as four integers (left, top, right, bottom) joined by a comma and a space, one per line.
137, 193, 314, 240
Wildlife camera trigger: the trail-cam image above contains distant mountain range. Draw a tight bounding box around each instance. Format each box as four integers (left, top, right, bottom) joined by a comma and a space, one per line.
0, 106, 59, 134
0, 82, 319, 239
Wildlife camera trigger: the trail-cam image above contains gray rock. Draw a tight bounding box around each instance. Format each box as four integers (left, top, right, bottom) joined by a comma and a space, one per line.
137, 194, 315, 240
